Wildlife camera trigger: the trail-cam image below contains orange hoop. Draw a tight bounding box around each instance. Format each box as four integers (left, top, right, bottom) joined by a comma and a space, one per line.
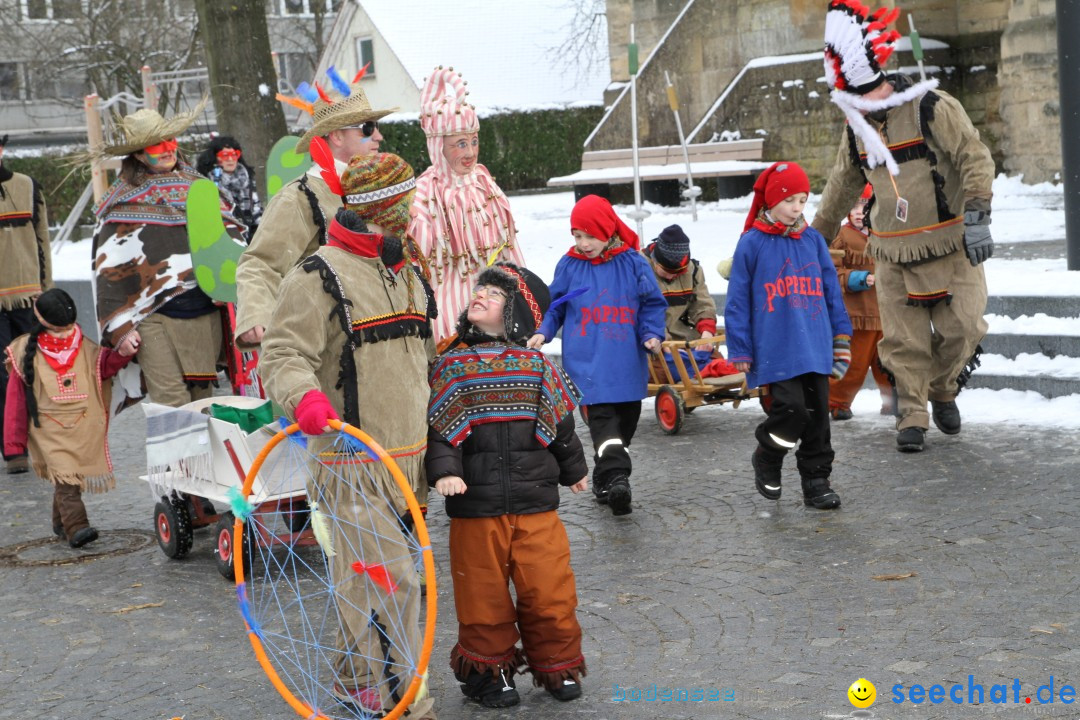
234, 420, 437, 720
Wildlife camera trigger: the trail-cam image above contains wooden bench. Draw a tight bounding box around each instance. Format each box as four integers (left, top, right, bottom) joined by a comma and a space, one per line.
547, 138, 770, 203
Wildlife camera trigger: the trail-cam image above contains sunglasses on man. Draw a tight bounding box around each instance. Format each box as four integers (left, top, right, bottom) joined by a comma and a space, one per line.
343, 120, 379, 138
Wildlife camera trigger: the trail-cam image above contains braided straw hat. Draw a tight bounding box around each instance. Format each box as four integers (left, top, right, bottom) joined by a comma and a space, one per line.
296, 83, 398, 153
101, 97, 208, 156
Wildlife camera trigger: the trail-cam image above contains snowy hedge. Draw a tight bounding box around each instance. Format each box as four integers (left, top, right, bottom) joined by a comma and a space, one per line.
380, 104, 604, 192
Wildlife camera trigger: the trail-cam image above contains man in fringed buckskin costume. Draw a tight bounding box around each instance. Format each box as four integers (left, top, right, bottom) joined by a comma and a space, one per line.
812, 1, 994, 453
236, 69, 395, 349
0, 134, 51, 474
260, 152, 436, 719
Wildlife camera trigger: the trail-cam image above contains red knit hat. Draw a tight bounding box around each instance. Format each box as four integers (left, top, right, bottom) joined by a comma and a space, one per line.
743, 162, 811, 231
570, 195, 640, 250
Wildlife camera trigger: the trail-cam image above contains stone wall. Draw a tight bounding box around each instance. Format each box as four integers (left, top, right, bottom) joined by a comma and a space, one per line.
998, 0, 1060, 182
596, 0, 1058, 184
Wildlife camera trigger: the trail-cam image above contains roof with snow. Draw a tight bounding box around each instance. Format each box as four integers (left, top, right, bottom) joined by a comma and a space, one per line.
354, 0, 610, 110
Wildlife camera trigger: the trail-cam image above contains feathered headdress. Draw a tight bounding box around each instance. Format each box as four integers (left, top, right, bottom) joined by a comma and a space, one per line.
824, 0, 939, 175
277, 64, 398, 153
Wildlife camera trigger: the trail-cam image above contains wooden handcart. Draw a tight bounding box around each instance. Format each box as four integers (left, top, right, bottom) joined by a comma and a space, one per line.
648, 333, 760, 435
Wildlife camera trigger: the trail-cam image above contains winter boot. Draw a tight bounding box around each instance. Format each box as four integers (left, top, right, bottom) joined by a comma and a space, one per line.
459, 668, 520, 708
6, 455, 28, 475
592, 475, 610, 505
896, 427, 926, 453
801, 477, 841, 510
69, 527, 99, 549
548, 678, 583, 701
931, 400, 961, 435
607, 475, 632, 516
752, 446, 784, 500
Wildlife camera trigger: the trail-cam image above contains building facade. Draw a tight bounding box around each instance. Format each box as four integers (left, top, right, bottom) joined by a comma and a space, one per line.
598, 0, 1059, 183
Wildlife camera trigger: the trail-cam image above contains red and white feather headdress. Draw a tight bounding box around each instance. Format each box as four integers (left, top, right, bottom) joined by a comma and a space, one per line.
824, 0, 938, 175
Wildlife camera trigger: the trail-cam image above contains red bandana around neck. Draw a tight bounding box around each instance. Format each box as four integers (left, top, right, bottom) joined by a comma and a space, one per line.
566, 238, 633, 265
37, 325, 83, 375
751, 211, 806, 239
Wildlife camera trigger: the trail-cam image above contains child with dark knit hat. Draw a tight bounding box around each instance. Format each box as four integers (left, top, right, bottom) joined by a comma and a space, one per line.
724, 162, 852, 510
427, 262, 589, 708
527, 195, 667, 516
3, 289, 136, 548
644, 224, 718, 342
828, 185, 895, 420
259, 151, 438, 719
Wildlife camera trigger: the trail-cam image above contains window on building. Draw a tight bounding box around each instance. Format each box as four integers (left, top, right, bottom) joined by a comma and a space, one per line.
355, 37, 375, 78
273, 0, 340, 15
0, 63, 21, 101
22, 0, 82, 19
25, 64, 89, 99
277, 52, 314, 92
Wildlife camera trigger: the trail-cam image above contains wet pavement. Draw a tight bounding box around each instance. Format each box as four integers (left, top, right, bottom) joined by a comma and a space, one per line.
1, 397, 1078, 720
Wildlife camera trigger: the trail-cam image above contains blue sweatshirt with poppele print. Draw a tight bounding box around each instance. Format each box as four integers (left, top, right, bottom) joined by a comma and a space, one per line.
723, 223, 851, 389
538, 248, 668, 405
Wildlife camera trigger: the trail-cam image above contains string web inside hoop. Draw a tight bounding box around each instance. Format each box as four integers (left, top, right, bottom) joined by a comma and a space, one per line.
234, 422, 436, 720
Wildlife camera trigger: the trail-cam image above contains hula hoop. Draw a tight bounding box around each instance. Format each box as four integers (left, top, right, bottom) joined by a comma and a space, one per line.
234, 419, 437, 720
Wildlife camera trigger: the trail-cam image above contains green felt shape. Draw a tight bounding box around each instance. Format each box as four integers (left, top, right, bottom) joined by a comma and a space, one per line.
186, 178, 246, 304
266, 135, 308, 200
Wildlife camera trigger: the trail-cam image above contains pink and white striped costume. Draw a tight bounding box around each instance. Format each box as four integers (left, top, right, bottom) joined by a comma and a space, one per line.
407, 67, 525, 342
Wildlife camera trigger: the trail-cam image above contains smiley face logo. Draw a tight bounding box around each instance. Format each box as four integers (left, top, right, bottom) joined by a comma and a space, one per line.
848, 678, 876, 708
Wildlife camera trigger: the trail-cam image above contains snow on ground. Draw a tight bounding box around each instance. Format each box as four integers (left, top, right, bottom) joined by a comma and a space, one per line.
53, 174, 1080, 428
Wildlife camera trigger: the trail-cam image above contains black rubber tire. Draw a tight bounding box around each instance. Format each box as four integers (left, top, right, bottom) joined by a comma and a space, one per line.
655, 385, 685, 435
215, 511, 251, 581
283, 500, 310, 533
154, 495, 193, 559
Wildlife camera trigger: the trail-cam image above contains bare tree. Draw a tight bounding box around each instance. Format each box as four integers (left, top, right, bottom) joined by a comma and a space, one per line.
194, 0, 288, 199
0, 0, 204, 115
549, 0, 609, 83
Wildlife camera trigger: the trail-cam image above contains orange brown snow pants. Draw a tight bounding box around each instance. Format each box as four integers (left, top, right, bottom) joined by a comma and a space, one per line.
828, 329, 891, 411
448, 512, 586, 688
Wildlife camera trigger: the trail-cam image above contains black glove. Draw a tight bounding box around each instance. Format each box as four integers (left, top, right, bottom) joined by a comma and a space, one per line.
963, 209, 993, 266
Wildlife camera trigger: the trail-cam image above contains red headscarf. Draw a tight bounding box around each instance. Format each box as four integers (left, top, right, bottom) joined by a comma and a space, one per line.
569, 195, 640, 251
743, 161, 811, 232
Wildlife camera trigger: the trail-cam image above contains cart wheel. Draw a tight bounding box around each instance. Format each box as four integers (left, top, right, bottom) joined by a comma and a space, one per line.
215, 511, 251, 581
655, 385, 685, 435
154, 496, 194, 559
283, 500, 310, 533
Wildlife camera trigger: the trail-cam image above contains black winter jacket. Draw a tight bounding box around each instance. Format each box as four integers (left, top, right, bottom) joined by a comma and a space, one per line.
426, 415, 588, 518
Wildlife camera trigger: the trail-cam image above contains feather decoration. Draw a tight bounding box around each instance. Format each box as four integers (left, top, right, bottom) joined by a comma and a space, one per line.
309, 501, 336, 557
309, 136, 344, 196
326, 66, 351, 97
548, 287, 590, 311
315, 82, 333, 104
352, 560, 399, 595
227, 485, 255, 522
352, 62, 371, 83
235, 583, 263, 638
276, 93, 314, 116
296, 82, 319, 104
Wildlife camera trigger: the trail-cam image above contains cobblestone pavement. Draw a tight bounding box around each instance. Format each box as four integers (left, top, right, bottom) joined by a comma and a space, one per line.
1, 397, 1078, 720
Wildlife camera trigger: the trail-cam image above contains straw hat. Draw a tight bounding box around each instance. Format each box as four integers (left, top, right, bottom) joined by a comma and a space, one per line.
101, 98, 207, 157
295, 82, 398, 153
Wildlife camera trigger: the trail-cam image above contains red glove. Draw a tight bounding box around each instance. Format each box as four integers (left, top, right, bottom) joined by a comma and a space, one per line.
295, 390, 339, 435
